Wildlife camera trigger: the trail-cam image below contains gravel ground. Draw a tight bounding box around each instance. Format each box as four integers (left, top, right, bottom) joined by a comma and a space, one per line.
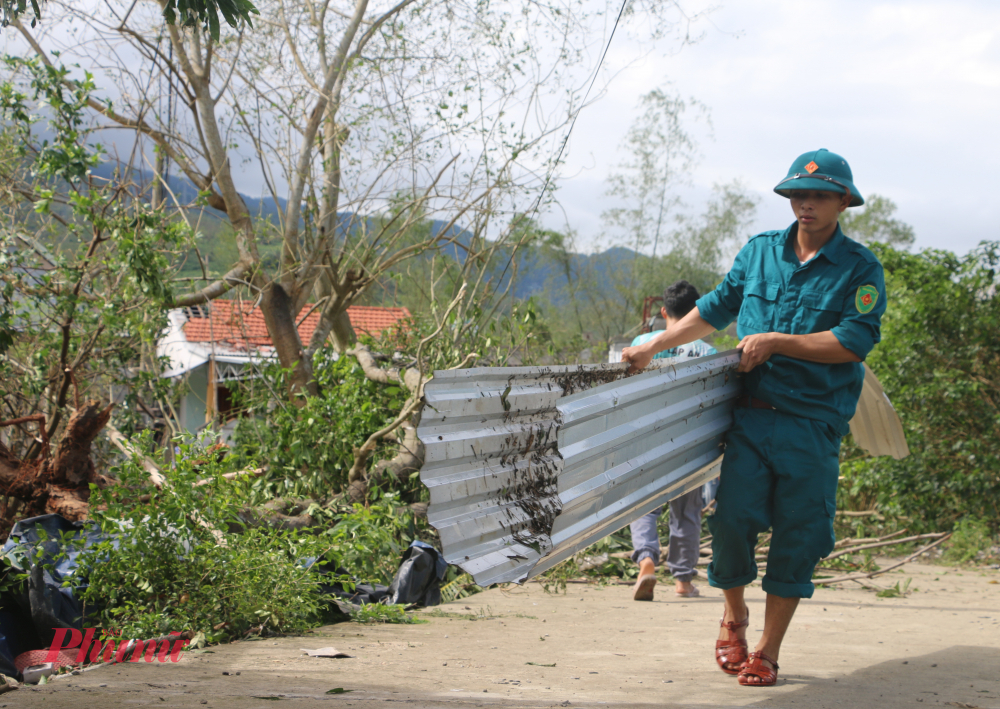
9, 558, 1000, 709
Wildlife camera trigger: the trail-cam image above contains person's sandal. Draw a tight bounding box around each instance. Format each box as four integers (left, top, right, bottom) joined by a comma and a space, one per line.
632, 573, 657, 601
715, 607, 749, 675
737, 651, 779, 686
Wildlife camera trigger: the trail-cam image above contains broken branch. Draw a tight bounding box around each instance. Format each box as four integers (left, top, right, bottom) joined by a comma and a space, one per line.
193, 468, 265, 488
103, 423, 166, 488
814, 533, 953, 586
822, 532, 947, 562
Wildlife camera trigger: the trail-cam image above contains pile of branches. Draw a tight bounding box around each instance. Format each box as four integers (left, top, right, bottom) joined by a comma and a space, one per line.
594, 527, 953, 588
690, 528, 952, 587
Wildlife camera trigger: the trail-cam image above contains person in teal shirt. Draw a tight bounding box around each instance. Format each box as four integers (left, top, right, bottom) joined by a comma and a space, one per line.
628, 281, 717, 603
622, 149, 886, 687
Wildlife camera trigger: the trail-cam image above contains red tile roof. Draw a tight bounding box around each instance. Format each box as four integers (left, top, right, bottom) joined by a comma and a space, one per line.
182, 300, 411, 350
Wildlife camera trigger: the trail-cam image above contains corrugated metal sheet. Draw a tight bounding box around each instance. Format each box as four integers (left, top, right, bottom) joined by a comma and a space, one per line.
849, 363, 909, 460
418, 351, 741, 586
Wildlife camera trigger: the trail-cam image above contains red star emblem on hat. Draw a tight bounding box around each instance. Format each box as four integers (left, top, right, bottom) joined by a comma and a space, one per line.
805, 161, 819, 174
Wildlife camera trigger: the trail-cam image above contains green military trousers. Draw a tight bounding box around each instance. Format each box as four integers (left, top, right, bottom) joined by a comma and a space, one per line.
706, 407, 841, 598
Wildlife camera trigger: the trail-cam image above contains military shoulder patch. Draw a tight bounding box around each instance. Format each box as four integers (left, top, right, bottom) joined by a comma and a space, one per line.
856, 285, 879, 314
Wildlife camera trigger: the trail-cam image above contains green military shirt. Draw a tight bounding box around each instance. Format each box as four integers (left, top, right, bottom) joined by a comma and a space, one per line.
696, 222, 886, 435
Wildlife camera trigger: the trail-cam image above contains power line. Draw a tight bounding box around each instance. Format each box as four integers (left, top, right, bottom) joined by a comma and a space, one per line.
495, 0, 631, 289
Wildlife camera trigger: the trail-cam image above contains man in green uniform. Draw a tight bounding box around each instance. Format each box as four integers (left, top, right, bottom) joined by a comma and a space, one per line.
622, 149, 886, 687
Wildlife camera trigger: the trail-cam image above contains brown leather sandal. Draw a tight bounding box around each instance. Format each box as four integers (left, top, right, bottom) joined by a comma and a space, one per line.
715, 607, 749, 675
737, 651, 779, 686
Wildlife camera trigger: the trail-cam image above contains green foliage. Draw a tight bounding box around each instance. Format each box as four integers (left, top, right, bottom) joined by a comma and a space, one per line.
0, 0, 41, 30
349, 603, 416, 624
75, 433, 341, 641
537, 529, 639, 593
69, 439, 427, 641
376, 296, 547, 370
0, 263, 13, 357
2, 0, 257, 41
711, 333, 740, 352
232, 351, 407, 501
875, 578, 912, 598
840, 195, 915, 249
944, 517, 997, 564
161, 0, 259, 41
323, 494, 412, 586
0, 59, 194, 457
840, 242, 1000, 530
1, 58, 100, 184
439, 572, 479, 604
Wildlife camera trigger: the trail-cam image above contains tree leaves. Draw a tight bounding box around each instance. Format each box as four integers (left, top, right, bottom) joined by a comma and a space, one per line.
3, 0, 258, 41
840, 195, 916, 249
841, 242, 1000, 530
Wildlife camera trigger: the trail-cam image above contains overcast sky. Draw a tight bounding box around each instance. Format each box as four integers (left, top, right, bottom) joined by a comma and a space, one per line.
554, 0, 1000, 255
6, 0, 996, 256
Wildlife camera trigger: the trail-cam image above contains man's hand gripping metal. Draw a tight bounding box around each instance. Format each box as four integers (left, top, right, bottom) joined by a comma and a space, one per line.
621, 346, 654, 375
736, 333, 778, 372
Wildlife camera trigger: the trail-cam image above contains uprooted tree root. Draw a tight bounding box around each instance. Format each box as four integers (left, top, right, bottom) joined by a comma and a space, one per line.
0, 402, 319, 541
0, 401, 116, 538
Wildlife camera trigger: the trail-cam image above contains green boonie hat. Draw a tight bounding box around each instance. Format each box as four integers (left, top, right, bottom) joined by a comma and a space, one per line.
773, 148, 864, 207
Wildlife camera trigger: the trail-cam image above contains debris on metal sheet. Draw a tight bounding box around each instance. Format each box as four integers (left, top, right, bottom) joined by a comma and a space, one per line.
551, 367, 628, 397
418, 352, 742, 586
849, 364, 909, 460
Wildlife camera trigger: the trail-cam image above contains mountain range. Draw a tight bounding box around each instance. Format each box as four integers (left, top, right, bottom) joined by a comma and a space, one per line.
91, 162, 644, 302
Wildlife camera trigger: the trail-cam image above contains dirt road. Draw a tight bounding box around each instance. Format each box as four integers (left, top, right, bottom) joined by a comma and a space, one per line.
13, 559, 1000, 708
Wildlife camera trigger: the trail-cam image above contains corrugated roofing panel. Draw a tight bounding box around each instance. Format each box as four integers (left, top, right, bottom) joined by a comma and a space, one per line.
849, 363, 909, 460
418, 351, 741, 586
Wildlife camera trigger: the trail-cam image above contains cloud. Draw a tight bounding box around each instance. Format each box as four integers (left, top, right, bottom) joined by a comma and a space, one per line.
7, 0, 994, 254
552, 0, 1000, 254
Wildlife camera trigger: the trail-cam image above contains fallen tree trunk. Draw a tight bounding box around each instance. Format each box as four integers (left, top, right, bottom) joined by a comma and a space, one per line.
372, 422, 424, 482
234, 497, 319, 532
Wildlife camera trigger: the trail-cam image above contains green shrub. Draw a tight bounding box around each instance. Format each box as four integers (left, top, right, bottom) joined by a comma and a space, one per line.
322, 493, 413, 586
75, 433, 343, 641
350, 603, 417, 624
232, 350, 409, 502
944, 517, 997, 564
840, 243, 1000, 531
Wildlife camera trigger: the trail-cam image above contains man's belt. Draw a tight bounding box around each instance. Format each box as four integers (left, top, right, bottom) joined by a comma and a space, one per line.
734, 395, 775, 410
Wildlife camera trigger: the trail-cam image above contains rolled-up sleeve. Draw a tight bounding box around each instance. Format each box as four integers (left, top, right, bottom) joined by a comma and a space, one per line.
696, 242, 751, 331
831, 259, 886, 360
